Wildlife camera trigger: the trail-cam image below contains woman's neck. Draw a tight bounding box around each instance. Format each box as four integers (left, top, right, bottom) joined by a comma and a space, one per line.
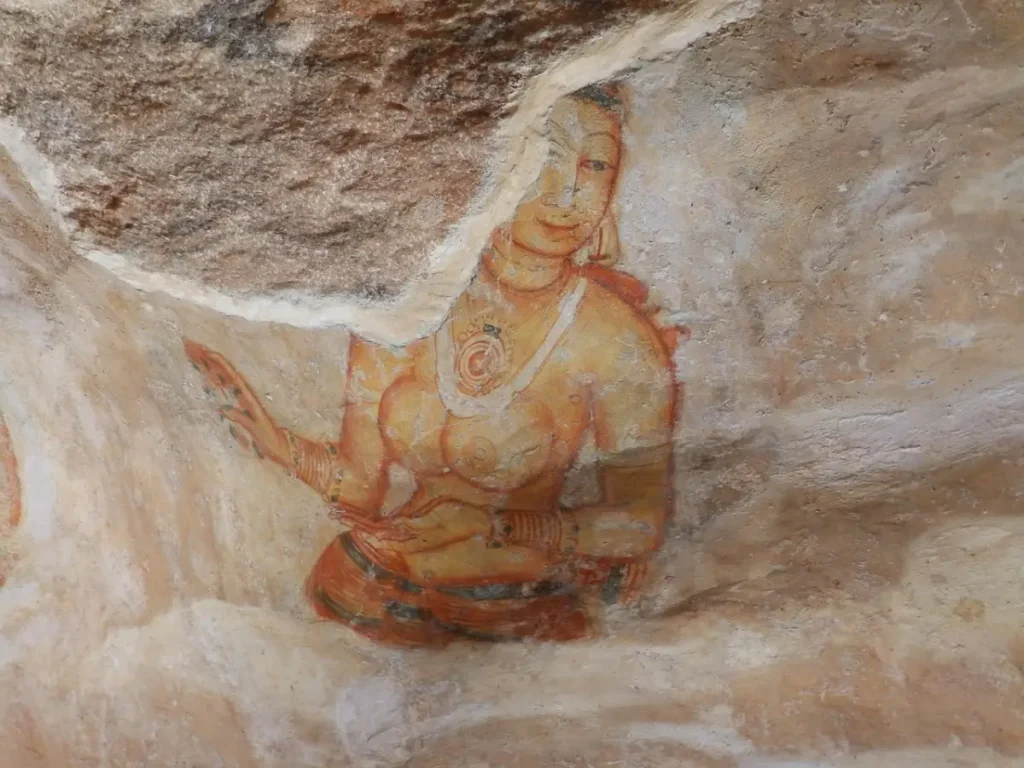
483, 235, 570, 293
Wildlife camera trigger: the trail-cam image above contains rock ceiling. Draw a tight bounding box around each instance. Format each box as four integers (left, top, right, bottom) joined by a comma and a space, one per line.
0, 0, 678, 298
4, 0, 1020, 307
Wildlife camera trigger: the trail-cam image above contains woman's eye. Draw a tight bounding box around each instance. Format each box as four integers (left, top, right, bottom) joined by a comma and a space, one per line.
584, 159, 607, 172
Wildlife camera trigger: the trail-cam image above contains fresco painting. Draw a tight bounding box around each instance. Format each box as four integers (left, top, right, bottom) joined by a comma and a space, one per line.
185, 84, 686, 646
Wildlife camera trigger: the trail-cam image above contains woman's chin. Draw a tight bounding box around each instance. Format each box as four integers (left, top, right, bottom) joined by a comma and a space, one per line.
512, 231, 587, 259
516, 242, 579, 260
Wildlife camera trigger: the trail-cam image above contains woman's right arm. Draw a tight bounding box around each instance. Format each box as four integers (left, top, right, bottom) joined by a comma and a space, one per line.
185, 337, 408, 518
279, 337, 407, 515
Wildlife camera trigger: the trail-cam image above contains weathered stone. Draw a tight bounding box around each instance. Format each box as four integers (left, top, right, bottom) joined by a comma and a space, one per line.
0, 0, 677, 298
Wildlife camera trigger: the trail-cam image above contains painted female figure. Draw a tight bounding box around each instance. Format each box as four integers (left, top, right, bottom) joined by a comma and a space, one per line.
186, 84, 683, 646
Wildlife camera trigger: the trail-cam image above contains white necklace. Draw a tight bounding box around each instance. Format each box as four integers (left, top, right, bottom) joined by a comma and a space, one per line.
435, 277, 587, 418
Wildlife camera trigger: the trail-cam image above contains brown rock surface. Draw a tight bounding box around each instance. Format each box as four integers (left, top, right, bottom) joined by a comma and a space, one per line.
0, 0, 676, 298
0, 0, 1023, 766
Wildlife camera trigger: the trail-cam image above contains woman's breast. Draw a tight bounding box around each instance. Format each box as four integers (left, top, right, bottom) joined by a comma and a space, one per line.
379, 374, 582, 493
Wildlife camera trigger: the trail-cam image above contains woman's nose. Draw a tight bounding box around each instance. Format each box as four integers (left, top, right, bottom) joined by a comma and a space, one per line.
539, 164, 577, 208
547, 165, 577, 208
556, 176, 576, 207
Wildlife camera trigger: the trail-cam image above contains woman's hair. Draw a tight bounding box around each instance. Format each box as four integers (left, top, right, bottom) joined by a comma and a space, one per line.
569, 82, 627, 119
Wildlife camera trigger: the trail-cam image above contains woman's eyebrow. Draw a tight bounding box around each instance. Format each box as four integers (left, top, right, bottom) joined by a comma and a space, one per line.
549, 134, 572, 153
549, 120, 575, 147
585, 130, 619, 141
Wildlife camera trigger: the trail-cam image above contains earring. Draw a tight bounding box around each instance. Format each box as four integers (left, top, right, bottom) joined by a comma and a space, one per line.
586, 214, 621, 265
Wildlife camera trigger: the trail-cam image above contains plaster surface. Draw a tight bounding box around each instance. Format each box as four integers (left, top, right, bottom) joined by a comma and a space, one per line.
0, 0, 1022, 765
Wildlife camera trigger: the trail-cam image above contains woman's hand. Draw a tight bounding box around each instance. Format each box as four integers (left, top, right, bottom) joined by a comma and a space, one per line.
570, 557, 649, 603
365, 499, 492, 554
184, 340, 288, 464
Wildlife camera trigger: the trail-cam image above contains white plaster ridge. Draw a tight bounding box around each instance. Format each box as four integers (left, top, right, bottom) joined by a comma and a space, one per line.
776, 373, 1024, 489
0, 121, 61, 218
0, 0, 761, 343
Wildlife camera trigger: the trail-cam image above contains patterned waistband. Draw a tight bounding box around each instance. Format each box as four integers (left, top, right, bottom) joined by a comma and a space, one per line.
312, 586, 523, 643
340, 533, 574, 602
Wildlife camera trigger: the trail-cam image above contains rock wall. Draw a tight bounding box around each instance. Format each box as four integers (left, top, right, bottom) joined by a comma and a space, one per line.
0, 0, 1023, 765
0, 0, 680, 298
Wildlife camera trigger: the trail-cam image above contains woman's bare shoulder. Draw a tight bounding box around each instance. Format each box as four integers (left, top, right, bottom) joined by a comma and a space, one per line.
348, 335, 417, 389
573, 278, 669, 365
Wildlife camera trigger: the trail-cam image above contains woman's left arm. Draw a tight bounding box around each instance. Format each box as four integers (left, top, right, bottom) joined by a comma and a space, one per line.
497, 318, 675, 561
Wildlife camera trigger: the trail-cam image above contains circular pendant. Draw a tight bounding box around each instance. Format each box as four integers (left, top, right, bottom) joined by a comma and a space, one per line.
456, 330, 507, 394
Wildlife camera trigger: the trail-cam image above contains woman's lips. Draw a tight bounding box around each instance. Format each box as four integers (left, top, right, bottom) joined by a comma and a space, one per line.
536, 217, 579, 233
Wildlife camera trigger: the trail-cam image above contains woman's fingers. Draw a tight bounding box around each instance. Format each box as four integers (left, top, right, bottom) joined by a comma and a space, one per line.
390, 513, 436, 532
344, 512, 421, 542
219, 404, 257, 432
365, 521, 419, 542
227, 424, 254, 453
186, 342, 233, 383
219, 405, 275, 459
334, 507, 386, 531
185, 340, 261, 407
183, 339, 213, 369
219, 406, 262, 453
186, 340, 280, 461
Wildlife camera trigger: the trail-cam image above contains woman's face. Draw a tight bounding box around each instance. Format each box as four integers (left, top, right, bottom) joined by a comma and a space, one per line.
509, 96, 622, 259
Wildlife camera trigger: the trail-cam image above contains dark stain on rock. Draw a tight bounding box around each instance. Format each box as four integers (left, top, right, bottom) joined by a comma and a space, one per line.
355, 282, 396, 302
164, 0, 290, 61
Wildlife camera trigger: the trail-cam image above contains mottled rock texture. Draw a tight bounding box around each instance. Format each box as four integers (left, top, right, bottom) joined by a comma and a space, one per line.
1, 0, 1024, 766
0, 0, 677, 297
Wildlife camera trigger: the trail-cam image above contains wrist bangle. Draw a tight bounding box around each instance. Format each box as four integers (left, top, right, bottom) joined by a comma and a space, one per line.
282, 430, 301, 472
492, 510, 561, 550
490, 509, 579, 553
282, 431, 334, 491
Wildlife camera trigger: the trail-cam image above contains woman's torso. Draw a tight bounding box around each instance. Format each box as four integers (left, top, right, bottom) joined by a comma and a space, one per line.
308, 274, 673, 644
378, 274, 599, 514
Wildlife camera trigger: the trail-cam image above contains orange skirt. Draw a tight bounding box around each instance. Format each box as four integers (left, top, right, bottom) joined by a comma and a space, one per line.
305, 533, 590, 646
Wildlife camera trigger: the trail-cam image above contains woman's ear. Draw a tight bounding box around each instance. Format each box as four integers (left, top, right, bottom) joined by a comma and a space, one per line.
583, 212, 621, 265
